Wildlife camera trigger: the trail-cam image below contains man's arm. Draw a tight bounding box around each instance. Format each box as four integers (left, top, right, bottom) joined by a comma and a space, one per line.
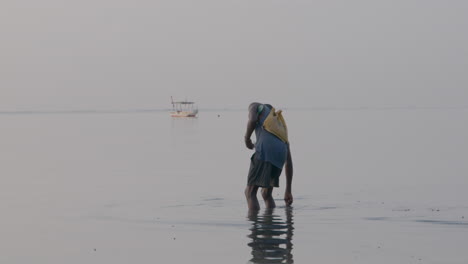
244, 105, 259, 149
284, 143, 294, 206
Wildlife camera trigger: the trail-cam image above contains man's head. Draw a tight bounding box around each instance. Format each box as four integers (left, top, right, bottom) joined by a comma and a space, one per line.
248, 102, 261, 112
249, 102, 273, 115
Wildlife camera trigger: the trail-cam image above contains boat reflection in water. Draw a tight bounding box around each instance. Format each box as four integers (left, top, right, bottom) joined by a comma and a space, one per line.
247, 207, 294, 264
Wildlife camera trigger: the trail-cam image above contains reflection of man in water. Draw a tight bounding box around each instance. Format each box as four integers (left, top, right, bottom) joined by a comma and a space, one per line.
247, 208, 294, 264
244, 102, 294, 210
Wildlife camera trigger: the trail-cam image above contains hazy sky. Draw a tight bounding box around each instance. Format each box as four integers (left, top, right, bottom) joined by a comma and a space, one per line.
1, 0, 467, 110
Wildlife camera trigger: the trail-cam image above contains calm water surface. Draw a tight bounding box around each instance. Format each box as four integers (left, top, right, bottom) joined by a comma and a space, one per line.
1, 109, 468, 263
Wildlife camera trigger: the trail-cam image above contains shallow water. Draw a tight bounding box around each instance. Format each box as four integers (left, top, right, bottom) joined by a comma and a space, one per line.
1, 109, 468, 263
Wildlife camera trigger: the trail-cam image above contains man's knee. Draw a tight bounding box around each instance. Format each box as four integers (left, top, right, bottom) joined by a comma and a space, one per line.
261, 188, 273, 200
245, 186, 258, 198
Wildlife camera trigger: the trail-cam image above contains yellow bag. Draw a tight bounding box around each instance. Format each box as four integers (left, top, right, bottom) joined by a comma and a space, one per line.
263, 107, 288, 143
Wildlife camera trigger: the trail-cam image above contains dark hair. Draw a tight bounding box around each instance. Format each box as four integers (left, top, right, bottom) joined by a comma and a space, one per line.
249, 102, 261, 110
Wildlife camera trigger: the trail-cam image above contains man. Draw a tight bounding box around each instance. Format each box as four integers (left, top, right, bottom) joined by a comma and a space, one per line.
244, 102, 293, 210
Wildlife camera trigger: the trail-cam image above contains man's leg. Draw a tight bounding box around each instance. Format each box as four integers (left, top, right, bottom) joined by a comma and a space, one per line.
261, 187, 276, 209
245, 185, 260, 210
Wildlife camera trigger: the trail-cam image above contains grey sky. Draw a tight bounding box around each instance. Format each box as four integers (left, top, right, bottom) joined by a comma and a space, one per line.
1, 0, 467, 110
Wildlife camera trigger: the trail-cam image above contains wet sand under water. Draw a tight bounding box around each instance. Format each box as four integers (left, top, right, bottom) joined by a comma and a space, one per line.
1, 109, 468, 263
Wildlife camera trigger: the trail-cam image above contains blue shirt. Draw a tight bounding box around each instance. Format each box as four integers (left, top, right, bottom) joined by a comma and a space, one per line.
254, 106, 288, 169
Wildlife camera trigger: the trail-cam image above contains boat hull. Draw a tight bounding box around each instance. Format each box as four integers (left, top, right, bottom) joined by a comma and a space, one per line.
170, 111, 198, 117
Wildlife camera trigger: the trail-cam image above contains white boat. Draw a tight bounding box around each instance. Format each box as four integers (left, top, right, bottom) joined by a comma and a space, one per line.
170, 97, 198, 117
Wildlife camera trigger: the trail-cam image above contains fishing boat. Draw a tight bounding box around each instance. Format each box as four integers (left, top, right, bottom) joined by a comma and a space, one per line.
170, 97, 198, 117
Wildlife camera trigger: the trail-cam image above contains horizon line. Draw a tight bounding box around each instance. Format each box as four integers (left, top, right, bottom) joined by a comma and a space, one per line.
1, 105, 467, 115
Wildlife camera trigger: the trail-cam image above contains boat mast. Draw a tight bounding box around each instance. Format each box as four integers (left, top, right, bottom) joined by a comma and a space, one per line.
171, 96, 175, 111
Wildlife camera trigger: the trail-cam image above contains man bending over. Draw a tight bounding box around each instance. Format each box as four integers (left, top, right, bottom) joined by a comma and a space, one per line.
244, 102, 293, 210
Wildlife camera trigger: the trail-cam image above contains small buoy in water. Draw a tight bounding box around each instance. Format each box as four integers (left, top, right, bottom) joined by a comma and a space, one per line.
94, 248, 96, 251
218, 114, 220, 117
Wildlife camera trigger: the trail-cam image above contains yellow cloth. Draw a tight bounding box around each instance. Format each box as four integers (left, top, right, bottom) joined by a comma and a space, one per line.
263, 108, 288, 143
